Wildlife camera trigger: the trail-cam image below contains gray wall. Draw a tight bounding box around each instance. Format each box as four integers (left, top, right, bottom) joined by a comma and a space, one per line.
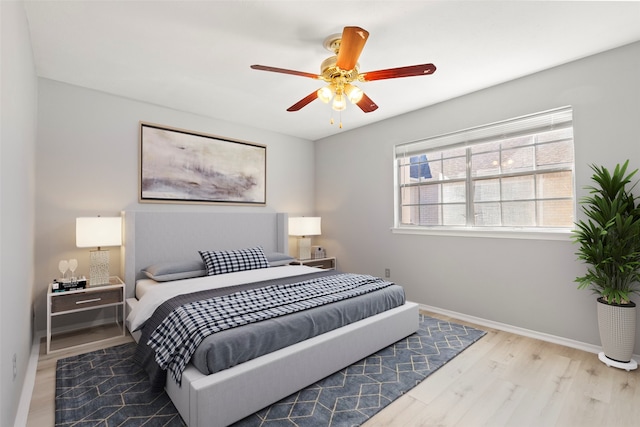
1, 2, 38, 426
33, 79, 316, 332
315, 42, 640, 352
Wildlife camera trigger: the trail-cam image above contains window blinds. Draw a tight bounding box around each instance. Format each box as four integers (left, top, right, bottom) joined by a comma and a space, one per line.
395, 106, 573, 159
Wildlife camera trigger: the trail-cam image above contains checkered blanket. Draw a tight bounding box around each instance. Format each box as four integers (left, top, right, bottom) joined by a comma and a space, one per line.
147, 273, 393, 384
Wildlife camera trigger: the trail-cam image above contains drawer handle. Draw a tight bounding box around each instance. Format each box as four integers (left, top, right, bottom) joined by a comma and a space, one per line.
76, 298, 101, 305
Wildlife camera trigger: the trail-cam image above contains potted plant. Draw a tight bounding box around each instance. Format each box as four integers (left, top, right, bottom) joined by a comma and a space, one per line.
573, 160, 640, 370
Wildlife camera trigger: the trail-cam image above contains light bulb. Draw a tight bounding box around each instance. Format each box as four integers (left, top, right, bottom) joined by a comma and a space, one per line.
332, 94, 346, 111
317, 86, 334, 103
345, 84, 364, 103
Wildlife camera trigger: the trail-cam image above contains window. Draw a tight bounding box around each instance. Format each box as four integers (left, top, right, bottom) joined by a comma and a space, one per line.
395, 107, 575, 233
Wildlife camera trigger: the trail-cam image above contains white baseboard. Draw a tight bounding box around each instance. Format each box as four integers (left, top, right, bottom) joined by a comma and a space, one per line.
419, 303, 640, 361
15, 331, 44, 427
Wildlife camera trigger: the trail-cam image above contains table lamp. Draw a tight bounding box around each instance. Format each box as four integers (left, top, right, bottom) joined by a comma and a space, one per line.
76, 216, 122, 286
289, 217, 321, 260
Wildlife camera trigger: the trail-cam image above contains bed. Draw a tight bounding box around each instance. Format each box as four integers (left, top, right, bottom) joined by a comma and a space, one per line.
122, 211, 419, 427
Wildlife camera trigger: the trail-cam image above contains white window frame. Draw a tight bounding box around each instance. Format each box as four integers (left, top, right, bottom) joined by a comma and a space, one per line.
392, 106, 576, 241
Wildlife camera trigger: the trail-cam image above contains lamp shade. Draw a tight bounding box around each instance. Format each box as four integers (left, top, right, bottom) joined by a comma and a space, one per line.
288, 217, 321, 237
76, 217, 122, 248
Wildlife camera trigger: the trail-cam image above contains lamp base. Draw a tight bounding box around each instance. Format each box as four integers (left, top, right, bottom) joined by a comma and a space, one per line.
89, 249, 110, 286
296, 237, 312, 260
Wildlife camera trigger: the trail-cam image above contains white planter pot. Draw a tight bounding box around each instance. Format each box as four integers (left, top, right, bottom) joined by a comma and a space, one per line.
597, 297, 636, 363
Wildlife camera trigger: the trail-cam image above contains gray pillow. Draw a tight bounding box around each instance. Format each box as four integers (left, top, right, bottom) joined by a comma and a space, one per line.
142, 260, 206, 282
265, 252, 295, 266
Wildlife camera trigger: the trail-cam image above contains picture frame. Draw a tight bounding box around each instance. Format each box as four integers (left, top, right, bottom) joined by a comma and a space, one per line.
139, 122, 266, 205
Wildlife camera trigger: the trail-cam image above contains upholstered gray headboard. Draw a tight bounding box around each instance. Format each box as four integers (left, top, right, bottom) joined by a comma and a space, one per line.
121, 211, 288, 299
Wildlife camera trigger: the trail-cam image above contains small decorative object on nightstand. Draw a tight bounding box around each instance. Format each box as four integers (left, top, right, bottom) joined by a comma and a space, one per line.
46, 276, 125, 354
291, 256, 336, 270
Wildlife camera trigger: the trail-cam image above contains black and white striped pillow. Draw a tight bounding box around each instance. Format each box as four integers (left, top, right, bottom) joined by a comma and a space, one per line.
199, 246, 269, 276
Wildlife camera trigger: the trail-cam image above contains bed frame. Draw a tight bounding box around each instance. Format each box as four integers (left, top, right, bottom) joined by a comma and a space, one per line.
122, 210, 419, 427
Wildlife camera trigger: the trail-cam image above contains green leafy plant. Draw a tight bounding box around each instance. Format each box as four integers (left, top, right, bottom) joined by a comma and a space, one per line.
573, 160, 640, 305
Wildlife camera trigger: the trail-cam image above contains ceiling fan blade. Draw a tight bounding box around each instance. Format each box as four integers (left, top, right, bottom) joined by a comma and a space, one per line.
251, 64, 320, 79
361, 63, 437, 81
356, 93, 378, 113
336, 26, 369, 71
287, 91, 319, 111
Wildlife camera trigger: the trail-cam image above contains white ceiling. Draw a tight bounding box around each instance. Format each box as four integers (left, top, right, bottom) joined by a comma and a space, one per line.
23, 1, 640, 141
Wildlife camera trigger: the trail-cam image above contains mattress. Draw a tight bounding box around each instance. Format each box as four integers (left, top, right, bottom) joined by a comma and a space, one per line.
134, 278, 159, 300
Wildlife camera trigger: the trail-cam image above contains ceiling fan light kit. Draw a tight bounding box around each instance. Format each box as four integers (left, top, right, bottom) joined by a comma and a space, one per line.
332, 94, 347, 111
317, 86, 334, 103
344, 84, 364, 103
250, 26, 436, 127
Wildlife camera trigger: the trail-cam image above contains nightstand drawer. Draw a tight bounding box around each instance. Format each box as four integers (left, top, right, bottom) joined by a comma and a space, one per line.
291, 257, 336, 270
51, 288, 123, 313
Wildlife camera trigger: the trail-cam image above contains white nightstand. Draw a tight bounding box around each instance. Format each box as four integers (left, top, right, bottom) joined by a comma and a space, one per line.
291, 256, 337, 270
46, 276, 125, 354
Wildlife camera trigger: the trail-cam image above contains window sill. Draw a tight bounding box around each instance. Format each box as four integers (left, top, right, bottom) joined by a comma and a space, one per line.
391, 226, 573, 241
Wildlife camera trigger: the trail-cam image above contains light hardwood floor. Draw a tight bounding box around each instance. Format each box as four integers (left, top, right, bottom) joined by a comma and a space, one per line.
27, 312, 640, 426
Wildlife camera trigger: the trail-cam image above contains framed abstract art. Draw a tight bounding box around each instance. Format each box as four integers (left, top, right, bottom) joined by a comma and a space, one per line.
139, 122, 266, 205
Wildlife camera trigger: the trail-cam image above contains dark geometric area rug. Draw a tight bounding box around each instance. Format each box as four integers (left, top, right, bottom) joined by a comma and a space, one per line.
55, 313, 485, 426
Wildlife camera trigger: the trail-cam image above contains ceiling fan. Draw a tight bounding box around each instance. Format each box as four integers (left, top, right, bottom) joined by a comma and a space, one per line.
250, 26, 436, 126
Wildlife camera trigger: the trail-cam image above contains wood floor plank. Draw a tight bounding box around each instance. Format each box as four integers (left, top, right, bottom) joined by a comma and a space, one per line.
505, 355, 581, 427
362, 395, 425, 427
560, 366, 639, 427
413, 352, 517, 426
454, 377, 528, 427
